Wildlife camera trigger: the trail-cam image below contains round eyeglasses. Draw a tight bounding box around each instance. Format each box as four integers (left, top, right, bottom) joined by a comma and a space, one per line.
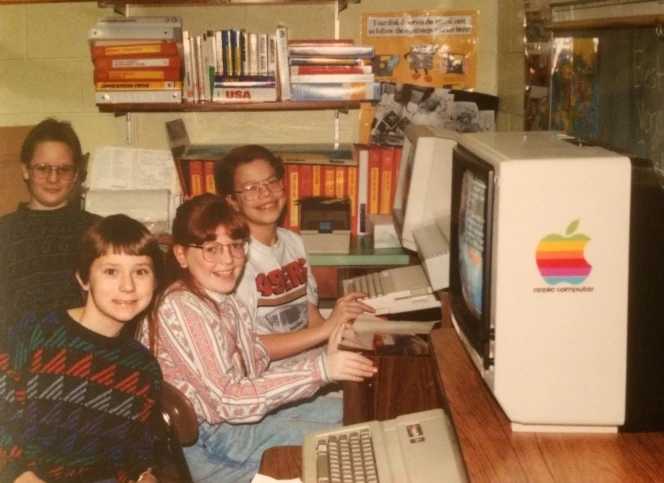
234, 177, 284, 201
29, 163, 76, 180
187, 241, 248, 262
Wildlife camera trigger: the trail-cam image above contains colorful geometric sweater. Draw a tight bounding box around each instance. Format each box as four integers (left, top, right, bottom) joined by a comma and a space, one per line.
0, 310, 163, 483
0, 202, 101, 334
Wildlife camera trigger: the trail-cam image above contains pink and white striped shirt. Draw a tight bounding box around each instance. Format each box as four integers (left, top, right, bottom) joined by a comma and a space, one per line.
141, 282, 331, 425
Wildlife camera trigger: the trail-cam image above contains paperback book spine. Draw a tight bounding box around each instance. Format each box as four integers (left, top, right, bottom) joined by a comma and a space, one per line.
290, 82, 381, 102
289, 65, 372, 75
95, 80, 182, 90
94, 56, 181, 69
93, 68, 181, 82
90, 41, 179, 59
275, 26, 291, 101
287, 45, 374, 58
289, 57, 364, 66
290, 73, 374, 84
213, 75, 276, 87
182, 30, 194, 102
212, 86, 278, 102
367, 144, 381, 215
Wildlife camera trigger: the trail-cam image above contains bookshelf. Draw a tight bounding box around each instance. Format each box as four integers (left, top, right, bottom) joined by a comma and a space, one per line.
97, 99, 365, 115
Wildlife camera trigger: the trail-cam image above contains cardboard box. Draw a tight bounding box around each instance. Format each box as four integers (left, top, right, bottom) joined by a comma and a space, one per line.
0, 126, 33, 216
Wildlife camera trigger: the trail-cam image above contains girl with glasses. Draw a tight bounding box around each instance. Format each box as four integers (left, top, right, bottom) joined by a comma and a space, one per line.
141, 194, 376, 483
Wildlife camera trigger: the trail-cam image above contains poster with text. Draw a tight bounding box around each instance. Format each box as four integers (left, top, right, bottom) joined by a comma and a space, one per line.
362, 10, 478, 90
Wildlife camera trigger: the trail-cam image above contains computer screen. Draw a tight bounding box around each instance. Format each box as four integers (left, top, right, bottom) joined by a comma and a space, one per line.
448, 144, 493, 367
447, 131, 664, 432
392, 125, 457, 252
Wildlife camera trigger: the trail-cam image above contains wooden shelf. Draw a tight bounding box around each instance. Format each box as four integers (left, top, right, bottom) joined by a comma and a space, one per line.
98, 0, 359, 11
0, 0, 358, 8
97, 99, 366, 114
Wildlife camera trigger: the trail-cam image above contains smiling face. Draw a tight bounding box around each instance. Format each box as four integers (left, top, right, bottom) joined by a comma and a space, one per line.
226, 158, 286, 231
21, 140, 79, 210
77, 251, 156, 335
173, 225, 246, 295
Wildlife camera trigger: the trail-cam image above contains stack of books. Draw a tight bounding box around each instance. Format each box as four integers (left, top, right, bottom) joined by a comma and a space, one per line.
88, 16, 184, 104
182, 28, 279, 103
287, 39, 380, 102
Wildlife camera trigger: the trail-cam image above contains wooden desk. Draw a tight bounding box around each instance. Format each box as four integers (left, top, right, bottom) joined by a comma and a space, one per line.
260, 327, 664, 481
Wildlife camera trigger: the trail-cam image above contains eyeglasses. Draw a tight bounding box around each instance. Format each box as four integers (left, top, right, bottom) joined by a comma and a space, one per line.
29, 163, 76, 180
234, 177, 284, 201
187, 241, 248, 262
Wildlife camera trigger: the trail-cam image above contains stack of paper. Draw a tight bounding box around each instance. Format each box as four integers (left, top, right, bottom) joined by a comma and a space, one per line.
85, 146, 181, 234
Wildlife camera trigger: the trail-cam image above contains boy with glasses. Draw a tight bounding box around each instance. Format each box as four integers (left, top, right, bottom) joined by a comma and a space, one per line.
215, 145, 372, 370
0, 118, 101, 336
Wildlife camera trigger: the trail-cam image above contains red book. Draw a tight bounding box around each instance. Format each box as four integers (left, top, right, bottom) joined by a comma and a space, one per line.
367, 144, 381, 215
346, 165, 358, 236
94, 56, 182, 70
286, 164, 300, 232
189, 161, 203, 197
379, 145, 396, 215
322, 165, 336, 197
290, 65, 371, 75
204, 161, 216, 194
90, 41, 180, 59
93, 67, 181, 82
299, 164, 314, 201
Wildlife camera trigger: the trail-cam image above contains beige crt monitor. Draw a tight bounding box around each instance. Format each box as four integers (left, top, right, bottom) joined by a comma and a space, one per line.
393, 125, 457, 252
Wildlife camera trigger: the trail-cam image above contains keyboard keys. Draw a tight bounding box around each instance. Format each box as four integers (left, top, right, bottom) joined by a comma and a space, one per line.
315, 429, 379, 483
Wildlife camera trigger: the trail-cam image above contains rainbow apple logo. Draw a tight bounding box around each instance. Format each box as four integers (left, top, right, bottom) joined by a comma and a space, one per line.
535, 219, 592, 285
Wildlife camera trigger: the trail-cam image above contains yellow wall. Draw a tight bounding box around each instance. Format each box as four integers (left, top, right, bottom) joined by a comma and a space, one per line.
0, 0, 524, 153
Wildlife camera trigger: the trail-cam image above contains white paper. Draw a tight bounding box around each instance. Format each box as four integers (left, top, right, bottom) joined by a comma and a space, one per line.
87, 146, 180, 195
251, 474, 302, 483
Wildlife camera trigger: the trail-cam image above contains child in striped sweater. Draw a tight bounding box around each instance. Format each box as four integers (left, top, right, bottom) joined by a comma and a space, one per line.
0, 214, 164, 483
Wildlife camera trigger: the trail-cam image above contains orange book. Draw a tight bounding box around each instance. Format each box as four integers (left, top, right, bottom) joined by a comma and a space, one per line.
204, 161, 216, 194
90, 41, 180, 59
286, 164, 300, 232
379, 145, 395, 215
335, 166, 346, 199
189, 161, 203, 197
94, 56, 182, 70
322, 165, 336, 197
346, 165, 358, 235
93, 67, 181, 82
391, 145, 403, 214
312, 165, 322, 196
367, 144, 381, 215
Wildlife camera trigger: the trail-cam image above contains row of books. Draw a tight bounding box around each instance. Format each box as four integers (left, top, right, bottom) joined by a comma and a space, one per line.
88, 16, 184, 104
284, 37, 380, 102
182, 29, 279, 103
282, 142, 403, 235
87, 16, 380, 104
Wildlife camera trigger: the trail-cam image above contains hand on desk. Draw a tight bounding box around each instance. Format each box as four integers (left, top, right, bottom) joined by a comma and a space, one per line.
325, 323, 377, 382
323, 291, 375, 335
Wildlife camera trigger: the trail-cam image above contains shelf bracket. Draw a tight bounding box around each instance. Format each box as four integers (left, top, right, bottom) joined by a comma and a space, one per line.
335, 0, 340, 39
125, 113, 133, 145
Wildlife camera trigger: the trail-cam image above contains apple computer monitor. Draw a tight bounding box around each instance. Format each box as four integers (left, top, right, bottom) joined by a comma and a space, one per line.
393, 125, 457, 290
448, 131, 664, 433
